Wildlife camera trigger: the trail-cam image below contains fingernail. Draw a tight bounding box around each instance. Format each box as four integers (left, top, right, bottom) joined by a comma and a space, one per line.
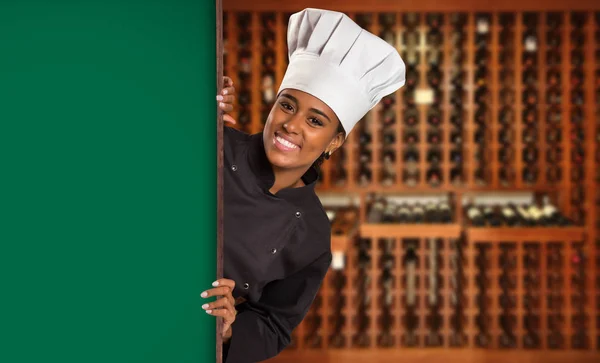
202, 304, 209, 309
220, 102, 225, 107
222, 90, 228, 95
212, 281, 219, 287
201, 292, 207, 298
216, 95, 223, 101
206, 310, 212, 314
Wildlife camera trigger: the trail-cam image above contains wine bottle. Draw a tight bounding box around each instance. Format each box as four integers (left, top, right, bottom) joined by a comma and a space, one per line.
571, 89, 584, 105
403, 168, 419, 187
404, 243, 418, 308
427, 67, 442, 87
383, 149, 396, 164
546, 167, 562, 183
382, 108, 396, 126
367, 199, 385, 223
397, 203, 411, 223
405, 67, 419, 87
413, 203, 425, 223
522, 127, 538, 144
522, 108, 537, 124
483, 206, 502, 226
523, 145, 539, 163
383, 202, 397, 223
383, 130, 396, 146
500, 107, 514, 124
547, 89, 561, 105
547, 108, 561, 124
542, 196, 571, 226
467, 204, 485, 226
451, 130, 463, 144
571, 107, 584, 124
501, 204, 519, 226
404, 128, 419, 144
424, 202, 438, 223
450, 110, 463, 126
546, 128, 561, 143
379, 12, 396, 28
475, 67, 487, 86
450, 90, 463, 107
516, 204, 534, 226
404, 147, 420, 163
523, 88, 538, 105
359, 132, 372, 146
380, 29, 396, 46
261, 73, 275, 105
358, 166, 372, 186
404, 107, 419, 126
450, 149, 462, 164
571, 145, 584, 164
359, 149, 372, 165
381, 164, 396, 187
427, 28, 443, 47
427, 148, 442, 164
427, 167, 442, 187
427, 129, 442, 144
523, 168, 538, 184
499, 128, 513, 144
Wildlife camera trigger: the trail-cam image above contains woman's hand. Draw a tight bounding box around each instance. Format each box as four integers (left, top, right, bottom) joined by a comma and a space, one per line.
217, 76, 237, 125
201, 278, 237, 342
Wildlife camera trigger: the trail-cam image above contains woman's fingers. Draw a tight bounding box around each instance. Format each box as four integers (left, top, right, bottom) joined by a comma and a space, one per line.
223, 114, 237, 124
202, 297, 229, 311
221, 85, 235, 96
219, 94, 235, 104
223, 76, 233, 87
206, 306, 235, 320
200, 286, 231, 298
211, 278, 236, 290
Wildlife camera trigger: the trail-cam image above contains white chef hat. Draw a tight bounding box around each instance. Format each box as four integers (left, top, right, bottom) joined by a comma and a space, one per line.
277, 8, 406, 136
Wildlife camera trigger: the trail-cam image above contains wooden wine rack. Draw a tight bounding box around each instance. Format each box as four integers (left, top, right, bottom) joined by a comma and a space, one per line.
223, 0, 600, 355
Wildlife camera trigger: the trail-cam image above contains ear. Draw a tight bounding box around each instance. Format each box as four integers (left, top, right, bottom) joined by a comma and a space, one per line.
325, 131, 345, 155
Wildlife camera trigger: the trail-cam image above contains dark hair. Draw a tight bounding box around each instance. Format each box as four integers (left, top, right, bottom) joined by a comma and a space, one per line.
311, 122, 346, 170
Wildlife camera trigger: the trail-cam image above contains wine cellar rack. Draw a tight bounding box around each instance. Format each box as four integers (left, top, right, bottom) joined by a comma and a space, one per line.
223, 1, 600, 355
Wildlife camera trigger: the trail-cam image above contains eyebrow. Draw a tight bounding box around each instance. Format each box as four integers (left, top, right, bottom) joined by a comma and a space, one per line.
280, 93, 332, 123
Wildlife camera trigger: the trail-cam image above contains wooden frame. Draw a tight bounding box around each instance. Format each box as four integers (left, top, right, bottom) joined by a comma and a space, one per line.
216, 0, 224, 362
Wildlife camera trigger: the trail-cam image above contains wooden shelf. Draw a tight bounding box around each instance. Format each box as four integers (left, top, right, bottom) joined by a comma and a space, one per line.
466, 227, 586, 242
360, 223, 462, 238
224, 7, 600, 354
331, 225, 359, 253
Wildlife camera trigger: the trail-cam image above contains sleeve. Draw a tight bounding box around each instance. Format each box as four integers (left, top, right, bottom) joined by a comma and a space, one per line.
223, 250, 332, 363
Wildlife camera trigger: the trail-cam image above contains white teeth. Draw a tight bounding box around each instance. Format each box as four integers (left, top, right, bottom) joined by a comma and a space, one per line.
276, 135, 298, 149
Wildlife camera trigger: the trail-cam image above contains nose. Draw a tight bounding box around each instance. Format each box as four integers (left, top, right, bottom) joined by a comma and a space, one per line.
282, 114, 302, 134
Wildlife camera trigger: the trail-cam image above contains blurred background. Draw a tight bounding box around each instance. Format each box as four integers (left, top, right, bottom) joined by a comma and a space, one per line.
223, 0, 600, 362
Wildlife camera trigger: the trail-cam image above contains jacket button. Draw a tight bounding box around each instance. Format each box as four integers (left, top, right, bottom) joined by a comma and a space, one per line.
243, 282, 250, 289
231, 165, 238, 172
271, 248, 277, 254
295, 211, 301, 218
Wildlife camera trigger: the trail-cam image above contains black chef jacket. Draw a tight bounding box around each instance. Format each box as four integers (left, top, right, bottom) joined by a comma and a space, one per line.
221, 125, 332, 363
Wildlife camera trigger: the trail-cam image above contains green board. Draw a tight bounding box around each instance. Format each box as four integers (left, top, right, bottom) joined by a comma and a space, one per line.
2, 1, 217, 362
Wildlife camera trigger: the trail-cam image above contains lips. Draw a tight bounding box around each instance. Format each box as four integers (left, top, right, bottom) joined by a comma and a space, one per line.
273, 131, 301, 151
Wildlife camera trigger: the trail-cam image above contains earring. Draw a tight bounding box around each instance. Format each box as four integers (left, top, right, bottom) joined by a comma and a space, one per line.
324, 152, 330, 160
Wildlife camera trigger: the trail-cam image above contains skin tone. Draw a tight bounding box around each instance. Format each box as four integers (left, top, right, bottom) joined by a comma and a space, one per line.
203, 77, 345, 342
262, 89, 345, 194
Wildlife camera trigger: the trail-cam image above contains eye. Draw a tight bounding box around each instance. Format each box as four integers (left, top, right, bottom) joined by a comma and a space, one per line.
308, 117, 324, 127
279, 101, 294, 112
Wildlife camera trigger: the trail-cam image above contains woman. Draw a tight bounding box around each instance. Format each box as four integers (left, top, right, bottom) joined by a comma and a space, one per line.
202, 8, 406, 363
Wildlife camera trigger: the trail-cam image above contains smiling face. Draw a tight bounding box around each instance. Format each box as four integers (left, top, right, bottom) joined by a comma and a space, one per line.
263, 89, 345, 173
